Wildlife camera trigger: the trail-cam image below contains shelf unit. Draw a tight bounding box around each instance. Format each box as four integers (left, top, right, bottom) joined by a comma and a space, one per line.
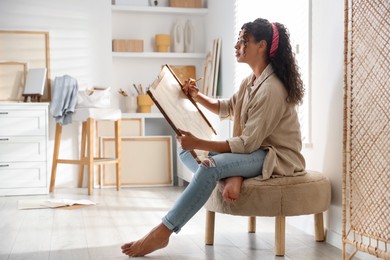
112, 52, 206, 59
111, 3, 208, 96
111, 5, 208, 15
111, 4, 208, 59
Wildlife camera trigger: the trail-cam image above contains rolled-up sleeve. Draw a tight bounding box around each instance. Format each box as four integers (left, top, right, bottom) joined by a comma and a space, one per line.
226, 136, 246, 153
218, 99, 231, 119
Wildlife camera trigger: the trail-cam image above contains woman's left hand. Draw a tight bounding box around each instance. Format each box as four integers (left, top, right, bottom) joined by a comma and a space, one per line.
176, 129, 199, 150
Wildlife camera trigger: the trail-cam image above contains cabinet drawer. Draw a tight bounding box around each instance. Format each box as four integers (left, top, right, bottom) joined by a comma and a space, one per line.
0, 109, 47, 136
0, 136, 47, 162
0, 162, 47, 188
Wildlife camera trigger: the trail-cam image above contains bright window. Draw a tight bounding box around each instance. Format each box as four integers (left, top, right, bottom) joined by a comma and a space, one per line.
234, 0, 312, 146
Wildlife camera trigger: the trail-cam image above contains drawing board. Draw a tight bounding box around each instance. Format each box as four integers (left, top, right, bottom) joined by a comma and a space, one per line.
147, 64, 217, 162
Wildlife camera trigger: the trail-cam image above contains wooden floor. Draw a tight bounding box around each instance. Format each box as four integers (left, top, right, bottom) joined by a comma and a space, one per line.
0, 186, 345, 260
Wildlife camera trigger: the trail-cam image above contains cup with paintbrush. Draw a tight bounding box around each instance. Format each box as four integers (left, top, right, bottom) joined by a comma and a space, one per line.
134, 83, 154, 113
118, 88, 137, 113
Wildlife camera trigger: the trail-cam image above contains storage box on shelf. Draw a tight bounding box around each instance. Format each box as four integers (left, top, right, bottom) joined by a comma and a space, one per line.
112, 39, 144, 52
169, 0, 202, 8
0, 103, 49, 196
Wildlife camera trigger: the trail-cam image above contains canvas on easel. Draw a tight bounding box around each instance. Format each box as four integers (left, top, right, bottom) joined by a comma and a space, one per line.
22, 68, 47, 102
147, 64, 217, 163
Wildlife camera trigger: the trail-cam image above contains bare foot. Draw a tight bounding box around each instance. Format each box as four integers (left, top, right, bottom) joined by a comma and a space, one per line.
121, 223, 172, 257
222, 176, 244, 202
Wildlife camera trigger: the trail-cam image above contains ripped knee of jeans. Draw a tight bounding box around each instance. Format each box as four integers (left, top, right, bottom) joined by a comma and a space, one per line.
201, 157, 216, 168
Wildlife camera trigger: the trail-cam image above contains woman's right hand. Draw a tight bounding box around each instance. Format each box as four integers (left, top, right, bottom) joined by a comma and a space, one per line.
183, 78, 200, 98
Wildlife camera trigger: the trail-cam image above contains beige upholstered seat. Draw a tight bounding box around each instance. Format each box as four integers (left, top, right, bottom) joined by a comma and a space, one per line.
204, 171, 331, 256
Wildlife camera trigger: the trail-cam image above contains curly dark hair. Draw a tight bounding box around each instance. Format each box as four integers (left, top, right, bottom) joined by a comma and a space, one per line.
241, 18, 305, 105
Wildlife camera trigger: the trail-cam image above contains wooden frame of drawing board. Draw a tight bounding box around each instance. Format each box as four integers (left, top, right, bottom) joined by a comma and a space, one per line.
0, 30, 51, 101
147, 64, 217, 163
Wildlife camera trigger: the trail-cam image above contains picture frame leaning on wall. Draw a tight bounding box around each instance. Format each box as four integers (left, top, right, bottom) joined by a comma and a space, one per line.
0, 30, 51, 102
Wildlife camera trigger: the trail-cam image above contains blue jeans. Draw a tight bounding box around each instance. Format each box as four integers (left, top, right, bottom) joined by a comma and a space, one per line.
162, 148, 266, 233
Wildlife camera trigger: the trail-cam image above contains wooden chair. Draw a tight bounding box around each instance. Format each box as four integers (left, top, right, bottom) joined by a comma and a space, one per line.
50, 108, 122, 195
204, 171, 331, 256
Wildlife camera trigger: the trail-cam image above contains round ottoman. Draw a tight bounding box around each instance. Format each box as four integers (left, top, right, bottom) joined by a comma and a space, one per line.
204, 170, 331, 256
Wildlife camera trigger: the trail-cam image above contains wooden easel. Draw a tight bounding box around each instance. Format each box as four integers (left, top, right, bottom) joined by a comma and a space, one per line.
22, 93, 42, 102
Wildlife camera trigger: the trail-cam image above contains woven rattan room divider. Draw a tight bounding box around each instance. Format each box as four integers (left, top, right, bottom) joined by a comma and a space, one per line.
343, 0, 389, 259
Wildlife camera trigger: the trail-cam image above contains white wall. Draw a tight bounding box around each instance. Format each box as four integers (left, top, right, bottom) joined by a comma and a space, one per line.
205, 0, 236, 97
301, 0, 345, 246
0, 0, 112, 86
0, 0, 112, 187
0, 1, 377, 258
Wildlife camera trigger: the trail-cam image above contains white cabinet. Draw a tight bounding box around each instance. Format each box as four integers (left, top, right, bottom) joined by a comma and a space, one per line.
0, 103, 49, 196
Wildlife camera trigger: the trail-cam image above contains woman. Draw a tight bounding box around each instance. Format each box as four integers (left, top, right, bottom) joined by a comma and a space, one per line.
121, 18, 306, 257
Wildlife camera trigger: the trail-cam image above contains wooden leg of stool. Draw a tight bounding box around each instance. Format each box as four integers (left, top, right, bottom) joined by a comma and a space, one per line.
275, 215, 286, 256
78, 121, 87, 188
114, 119, 121, 191
248, 216, 256, 233
50, 123, 62, 192
205, 210, 215, 245
314, 212, 325, 241
87, 118, 94, 195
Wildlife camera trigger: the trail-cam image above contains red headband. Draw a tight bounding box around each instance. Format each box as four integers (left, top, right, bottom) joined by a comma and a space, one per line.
270, 23, 279, 58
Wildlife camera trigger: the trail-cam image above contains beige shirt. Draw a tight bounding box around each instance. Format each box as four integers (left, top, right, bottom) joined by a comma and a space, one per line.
219, 64, 306, 180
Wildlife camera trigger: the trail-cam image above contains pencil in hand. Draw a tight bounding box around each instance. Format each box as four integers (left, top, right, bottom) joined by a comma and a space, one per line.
191, 77, 202, 83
